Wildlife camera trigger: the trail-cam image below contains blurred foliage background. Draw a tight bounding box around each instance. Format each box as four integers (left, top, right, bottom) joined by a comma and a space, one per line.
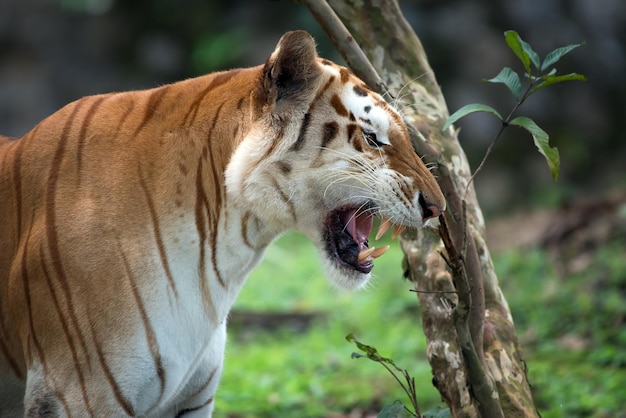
1, 0, 624, 215
1, 1, 625, 417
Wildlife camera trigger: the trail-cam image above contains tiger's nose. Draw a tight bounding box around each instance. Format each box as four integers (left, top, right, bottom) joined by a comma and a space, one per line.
424, 204, 442, 220
418, 195, 443, 220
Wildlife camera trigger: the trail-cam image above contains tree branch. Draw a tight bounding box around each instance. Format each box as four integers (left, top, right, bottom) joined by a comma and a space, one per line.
300, 0, 388, 94
439, 213, 503, 418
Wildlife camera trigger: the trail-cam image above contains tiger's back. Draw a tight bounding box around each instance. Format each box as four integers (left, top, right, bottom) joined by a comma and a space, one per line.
0, 67, 264, 416
0, 31, 444, 417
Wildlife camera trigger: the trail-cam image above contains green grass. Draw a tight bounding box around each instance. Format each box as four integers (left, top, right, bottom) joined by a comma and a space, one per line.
496, 241, 626, 418
215, 230, 626, 417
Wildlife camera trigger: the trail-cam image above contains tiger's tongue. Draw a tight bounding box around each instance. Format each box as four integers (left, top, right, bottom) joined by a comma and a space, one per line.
339, 209, 372, 253
336, 208, 391, 267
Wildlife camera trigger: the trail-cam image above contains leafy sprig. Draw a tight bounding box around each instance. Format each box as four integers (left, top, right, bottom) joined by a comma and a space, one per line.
443, 30, 586, 182
346, 334, 450, 418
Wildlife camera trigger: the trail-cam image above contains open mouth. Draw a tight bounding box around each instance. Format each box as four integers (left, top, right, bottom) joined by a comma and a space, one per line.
324, 206, 406, 274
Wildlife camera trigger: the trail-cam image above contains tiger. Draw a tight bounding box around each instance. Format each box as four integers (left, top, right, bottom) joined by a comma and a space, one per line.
0, 30, 445, 416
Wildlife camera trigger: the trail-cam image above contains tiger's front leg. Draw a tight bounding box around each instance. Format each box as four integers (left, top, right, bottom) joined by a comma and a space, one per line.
158, 364, 223, 418
21, 322, 226, 417
157, 326, 228, 418
21, 361, 223, 418
22, 361, 133, 417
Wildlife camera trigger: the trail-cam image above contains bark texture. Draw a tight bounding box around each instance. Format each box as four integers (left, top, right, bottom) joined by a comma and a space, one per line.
304, 1, 539, 416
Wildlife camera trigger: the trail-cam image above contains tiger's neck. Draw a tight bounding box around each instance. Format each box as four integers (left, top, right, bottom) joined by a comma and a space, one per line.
134, 67, 278, 320
177, 67, 280, 241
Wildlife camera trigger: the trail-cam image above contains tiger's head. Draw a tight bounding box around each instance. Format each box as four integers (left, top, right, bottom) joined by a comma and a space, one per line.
225, 31, 445, 289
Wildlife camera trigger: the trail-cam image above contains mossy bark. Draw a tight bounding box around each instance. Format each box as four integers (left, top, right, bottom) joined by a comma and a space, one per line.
306, 0, 539, 416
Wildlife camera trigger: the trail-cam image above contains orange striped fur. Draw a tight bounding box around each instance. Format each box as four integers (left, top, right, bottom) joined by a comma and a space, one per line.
0, 31, 444, 417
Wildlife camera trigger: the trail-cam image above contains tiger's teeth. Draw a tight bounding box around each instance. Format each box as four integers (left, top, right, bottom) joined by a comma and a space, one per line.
358, 245, 391, 262
370, 245, 390, 259
375, 218, 393, 240
358, 247, 377, 262
391, 225, 406, 239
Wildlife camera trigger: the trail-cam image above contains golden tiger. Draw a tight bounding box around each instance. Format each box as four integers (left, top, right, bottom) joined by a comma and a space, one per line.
0, 30, 445, 416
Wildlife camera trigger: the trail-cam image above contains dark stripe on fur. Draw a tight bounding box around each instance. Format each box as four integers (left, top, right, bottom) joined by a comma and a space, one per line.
353, 85, 368, 97
292, 112, 311, 151
347, 124, 357, 142
183, 70, 241, 125
39, 248, 92, 416
188, 367, 218, 400
330, 94, 349, 117
276, 160, 292, 174
119, 244, 166, 401
207, 103, 227, 289
271, 176, 296, 222
321, 122, 339, 149
240, 211, 254, 249
112, 98, 135, 140
76, 96, 107, 175
87, 311, 135, 416
292, 75, 336, 151
20, 223, 47, 368
195, 156, 209, 282
54, 390, 72, 417
138, 171, 179, 299
194, 157, 220, 321
175, 397, 214, 418
133, 85, 169, 137
339, 68, 350, 83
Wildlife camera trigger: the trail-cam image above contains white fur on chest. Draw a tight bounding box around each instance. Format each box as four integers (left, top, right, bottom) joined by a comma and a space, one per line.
125, 209, 267, 414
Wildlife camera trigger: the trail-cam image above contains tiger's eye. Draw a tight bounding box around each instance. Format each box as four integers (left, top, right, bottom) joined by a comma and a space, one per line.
363, 130, 383, 148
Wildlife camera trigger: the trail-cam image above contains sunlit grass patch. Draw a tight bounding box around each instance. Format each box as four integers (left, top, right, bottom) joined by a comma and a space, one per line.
216, 231, 442, 417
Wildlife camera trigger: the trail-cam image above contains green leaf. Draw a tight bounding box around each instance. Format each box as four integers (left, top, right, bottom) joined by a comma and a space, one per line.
423, 405, 452, 418
505, 30, 529, 72
519, 36, 541, 70
378, 401, 409, 418
443, 103, 503, 131
504, 30, 539, 72
541, 42, 586, 71
531, 72, 587, 94
346, 333, 376, 357
504, 30, 540, 74
509, 116, 560, 181
484, 67, 524, 100
346, 334, 386, 363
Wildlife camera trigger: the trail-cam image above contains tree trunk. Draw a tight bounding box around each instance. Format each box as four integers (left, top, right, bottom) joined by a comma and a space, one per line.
304, 1, 539, 416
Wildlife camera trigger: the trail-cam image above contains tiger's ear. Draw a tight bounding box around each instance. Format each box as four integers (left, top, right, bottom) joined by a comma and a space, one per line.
261, 30, 323, 105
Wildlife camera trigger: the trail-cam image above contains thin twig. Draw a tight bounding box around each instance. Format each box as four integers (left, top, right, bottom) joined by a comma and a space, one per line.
463, 78, 542, 197
463, 123, 507, 199
405, 372, 421, 417
411, 289, 458, 294
378, 362, 420, 417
